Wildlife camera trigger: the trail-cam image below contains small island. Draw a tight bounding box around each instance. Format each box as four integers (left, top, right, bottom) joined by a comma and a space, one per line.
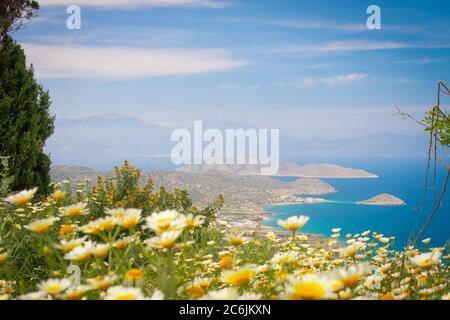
358, 193, 405, 206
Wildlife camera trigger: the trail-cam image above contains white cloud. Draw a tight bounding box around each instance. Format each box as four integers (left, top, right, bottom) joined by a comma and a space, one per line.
22, 43, 248, 79
398, 56, 446, 65
252, 18, 366, 32
270, 41, 411, 54
38, 0, 230, 9
269, 40, 450, 55
23, 27, 191, 47
393, 78, 427, 84
274, 73, 368, 88
307, 73, 368, 87
220, 84, 260, 90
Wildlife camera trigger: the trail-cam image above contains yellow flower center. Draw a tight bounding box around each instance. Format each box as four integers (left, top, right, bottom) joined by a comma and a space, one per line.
76, 252, 91, 262
65, 291, 84, 300
345, 248, 359, 257
224, 270, 255, 286
291, 282, 326, 300
228, 238, 244, 246
275, 270, 289, 280
116, 294, 137, 300
15, 196, 32, 206
379, 293, 394, 300
53, 191, 65, 201
157, 218, 173, 230
418, 259, 432, 268
126, 269, 144, 280
46, 285, 63, 295
99, 221, 115, 231
185, 220, 195, 229
343, 275, 361, 287
121, 218, 139, 229
219, 256, 233, 269
66, 208, 83, 217
160, 238, 177, 248
62, 243, 80, 253
288, 225, 300, 231
34, 224, 52, 234
0, 254, 7, 264
94, 281, 113, 291
186, 286, 205, 298
92, 248, 109, 259
114, 240, 130, 250
59, 225, 75, 235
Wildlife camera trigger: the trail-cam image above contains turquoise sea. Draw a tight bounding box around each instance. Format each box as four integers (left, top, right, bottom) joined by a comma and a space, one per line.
264, 158, 450, 250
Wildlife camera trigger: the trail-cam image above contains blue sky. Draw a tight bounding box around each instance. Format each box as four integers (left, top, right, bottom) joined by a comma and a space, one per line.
14, 0, 450, 139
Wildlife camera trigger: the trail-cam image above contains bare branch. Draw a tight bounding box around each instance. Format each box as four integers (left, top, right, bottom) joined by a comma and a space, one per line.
413, 167, 450, 245
411, 80, 450, 243
0, 1, 39, 40
394, 107, 427, 127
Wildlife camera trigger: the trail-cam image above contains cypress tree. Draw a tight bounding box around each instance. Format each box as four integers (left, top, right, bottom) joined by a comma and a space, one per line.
0, 35, 54, 194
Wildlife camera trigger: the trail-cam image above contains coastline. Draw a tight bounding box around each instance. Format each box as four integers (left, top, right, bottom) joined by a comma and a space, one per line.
256, 192, 405, 245
256, 202, 330, 245
219, 202, 330, 246
262, 206, 330, 245
267, 197, 330, 206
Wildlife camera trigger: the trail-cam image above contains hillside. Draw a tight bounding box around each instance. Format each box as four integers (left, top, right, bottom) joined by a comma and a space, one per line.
50, 165, 107, 183
149, 170, 336, 208
51, 165, 336, 208
51, 165, 336, 231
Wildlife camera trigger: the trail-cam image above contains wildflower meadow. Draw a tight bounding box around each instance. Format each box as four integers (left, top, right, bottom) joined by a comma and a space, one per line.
0, 161, 448, 300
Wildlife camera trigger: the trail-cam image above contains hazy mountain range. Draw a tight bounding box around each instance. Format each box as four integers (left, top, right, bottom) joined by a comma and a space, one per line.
177, 161, 377, 178
45, 114, 430, 170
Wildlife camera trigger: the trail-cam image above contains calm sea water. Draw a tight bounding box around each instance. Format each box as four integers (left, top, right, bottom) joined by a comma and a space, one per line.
265, 158, 450, 250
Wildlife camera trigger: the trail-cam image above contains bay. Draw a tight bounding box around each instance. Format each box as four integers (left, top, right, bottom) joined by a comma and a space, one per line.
264, 158, 450, 250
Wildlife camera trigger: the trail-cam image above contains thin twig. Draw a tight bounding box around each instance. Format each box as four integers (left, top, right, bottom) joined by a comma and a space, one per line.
413, 166, 450, 245
399, 81, 449, 243
394, 107, 427, 127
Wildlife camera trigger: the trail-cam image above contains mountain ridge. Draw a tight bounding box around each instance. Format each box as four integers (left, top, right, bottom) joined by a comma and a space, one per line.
176, 160, 378, 178
45, 114, 430, 170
